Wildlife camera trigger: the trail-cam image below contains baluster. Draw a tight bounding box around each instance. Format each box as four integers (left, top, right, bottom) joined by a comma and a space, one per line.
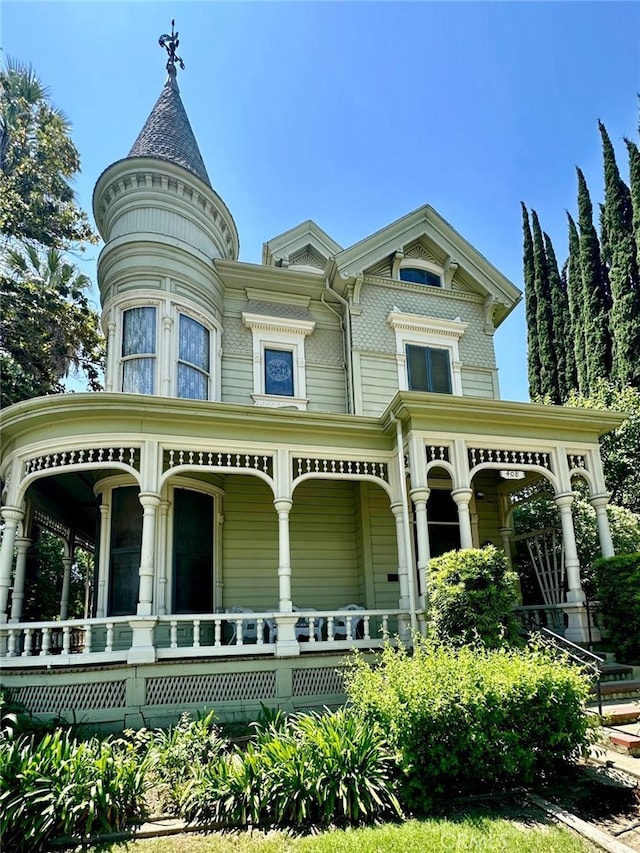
363, 615, 371, 640
22, 628, 33, 657
84, 624, 92, 653
235, 618, 243, 645
257, 618, 264, 646
106, 622, 114, 652
170, 620, 178, 649
7, 629, 16, 657
193, 619, 201, 648
309, 617, 316, 643
346, 615, 353, 641
327, 616, 335, 642
381, 616, 389, 640
62, 626, 71, 654
40, 627, 51, 656
214, 618, 222, 647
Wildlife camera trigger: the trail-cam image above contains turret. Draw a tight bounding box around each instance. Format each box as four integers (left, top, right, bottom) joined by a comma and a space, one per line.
92, 23, 237, 400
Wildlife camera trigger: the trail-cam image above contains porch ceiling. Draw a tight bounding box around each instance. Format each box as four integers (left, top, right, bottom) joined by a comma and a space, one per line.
27, 471, 98, 542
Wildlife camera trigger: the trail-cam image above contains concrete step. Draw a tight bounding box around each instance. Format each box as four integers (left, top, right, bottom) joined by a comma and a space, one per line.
608, 731, 640, 757
593, 679, 640, 702
596, 703, 640, 725
599, 663, 636, 682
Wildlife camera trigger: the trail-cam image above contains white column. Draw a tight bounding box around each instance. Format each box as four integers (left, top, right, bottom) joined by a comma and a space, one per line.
391, 503, 412, 642
590, 493, 615, 559
499, 527, 513, 569
95, 502, 110, 617
0, 507, 23, 623
410, 487, 431, 602
274, 498, 293, 612
9, 537, 30, 623
161, 315, 173, 397
555, 491, 599, 643
273, 497, 298, 655
59, 555, 74, 620
156, 500, 170, 615
451, 488, 474, 549
105, 320, 116, 392
136, 492, 161, 617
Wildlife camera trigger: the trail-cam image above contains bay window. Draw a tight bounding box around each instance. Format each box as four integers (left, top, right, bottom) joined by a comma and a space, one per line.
122, 307, 156, 395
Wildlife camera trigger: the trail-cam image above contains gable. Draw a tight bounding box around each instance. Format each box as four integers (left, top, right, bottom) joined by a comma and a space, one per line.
331, 205, 521, 325
262, 220, 343, 271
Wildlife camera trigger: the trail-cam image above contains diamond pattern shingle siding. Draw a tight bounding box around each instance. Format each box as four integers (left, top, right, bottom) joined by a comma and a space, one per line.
128, 77, 211, 187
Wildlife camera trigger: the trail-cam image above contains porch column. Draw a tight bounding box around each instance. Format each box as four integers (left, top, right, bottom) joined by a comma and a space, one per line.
137, 492, 161, 616
391, 503, 411, 640
9, 537, 30, 622
95, 502, 110, 618
274, 498, 293, 612
590, 493, 615, 559
0, 507, 23, 623
555, 492, 598, 643
59, 555, 74, 620
499, 528, 513, 569
451, 488, 474, 549
410, 487, 431, 603
156, 500, 170, 615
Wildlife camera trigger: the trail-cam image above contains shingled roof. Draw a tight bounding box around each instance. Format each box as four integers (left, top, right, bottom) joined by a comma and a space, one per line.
128, 73, 211, 188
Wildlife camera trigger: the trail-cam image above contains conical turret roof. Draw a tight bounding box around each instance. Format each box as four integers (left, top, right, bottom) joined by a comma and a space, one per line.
128, 71, 211, 188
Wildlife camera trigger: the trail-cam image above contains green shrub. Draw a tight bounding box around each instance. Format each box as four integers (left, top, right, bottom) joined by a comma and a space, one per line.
181, 708, 401, 828
345, 639, 591, 813
592, 552, 640, 662
0, 728, 153, 853
426, 546, 521, 647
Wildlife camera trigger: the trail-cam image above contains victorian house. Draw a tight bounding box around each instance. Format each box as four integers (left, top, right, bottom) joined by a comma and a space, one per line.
0, 42, 622, 729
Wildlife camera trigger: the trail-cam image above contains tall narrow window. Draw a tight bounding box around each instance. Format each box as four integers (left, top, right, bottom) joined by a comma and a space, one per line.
264, 348, 294, 397
122, 307, 156, 394
178, 315, 210, 400
406, 345, 452, 394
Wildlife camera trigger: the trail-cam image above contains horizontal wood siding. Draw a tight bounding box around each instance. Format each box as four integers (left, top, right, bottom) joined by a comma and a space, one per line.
364, 483, 399, 609
306, 365, 346, 413
221, 356, 253, 405
358, 354, 398, 417
461, 367, 498, 399
290, 480, 362, 608
472, 470, 503, 548
221, 475, 279, 610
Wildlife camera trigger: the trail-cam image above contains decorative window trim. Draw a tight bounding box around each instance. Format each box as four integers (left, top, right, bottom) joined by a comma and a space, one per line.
120, 304, 160, 395
387, 311, 467, 395
392, 255, 445, 288
242, 313, 315, 410
173, 309, 214, 401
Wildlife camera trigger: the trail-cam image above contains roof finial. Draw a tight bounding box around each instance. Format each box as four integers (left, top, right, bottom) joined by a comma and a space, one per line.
159, 19, 185, 81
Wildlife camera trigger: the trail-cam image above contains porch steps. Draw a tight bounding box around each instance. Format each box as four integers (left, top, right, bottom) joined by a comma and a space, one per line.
591, 663, 640, 703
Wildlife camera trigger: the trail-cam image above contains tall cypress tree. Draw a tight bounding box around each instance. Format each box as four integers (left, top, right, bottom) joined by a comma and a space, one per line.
626, 138, 640, 291
544, 231, 571, 401
522, 203, 542, 398
566, 213, 587, 394
576, 167, 612, 391
530, 210, 559, 401
600, 122, 640, 388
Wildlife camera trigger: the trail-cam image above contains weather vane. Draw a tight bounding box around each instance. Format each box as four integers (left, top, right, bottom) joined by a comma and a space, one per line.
159, 20, 185, 75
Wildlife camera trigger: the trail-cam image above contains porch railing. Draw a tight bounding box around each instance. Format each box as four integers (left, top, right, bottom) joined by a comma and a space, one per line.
0, 608, 409, 669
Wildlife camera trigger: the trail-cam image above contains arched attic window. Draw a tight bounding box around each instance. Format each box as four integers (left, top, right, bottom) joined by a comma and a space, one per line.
393, 255, 444, 288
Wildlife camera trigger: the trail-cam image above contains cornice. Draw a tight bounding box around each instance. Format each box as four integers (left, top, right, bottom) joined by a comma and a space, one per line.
242, 313, 315, 335
387, 312, 468, 338
364, 274, 484, 304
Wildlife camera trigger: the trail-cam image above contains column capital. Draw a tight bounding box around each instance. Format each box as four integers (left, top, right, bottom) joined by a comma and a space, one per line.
451, 488, 473, 506
554, 491, 577, 509
390, 502, 404, 518
14, 537, 31, 551
0, 506, 24, 524
274, 498, 293, 514
589, 493, 611, 510
410, 487, 431, 504
138, 492, 161, 509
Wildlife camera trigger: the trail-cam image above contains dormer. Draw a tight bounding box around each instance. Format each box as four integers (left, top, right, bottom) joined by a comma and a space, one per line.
262, 220, 342, 274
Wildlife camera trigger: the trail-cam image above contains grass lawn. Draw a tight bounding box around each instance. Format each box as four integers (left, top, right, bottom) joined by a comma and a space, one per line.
90, 816, 599, 853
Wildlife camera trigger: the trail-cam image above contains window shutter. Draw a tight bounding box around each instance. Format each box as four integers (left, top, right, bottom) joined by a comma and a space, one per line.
429, 348, 452, 393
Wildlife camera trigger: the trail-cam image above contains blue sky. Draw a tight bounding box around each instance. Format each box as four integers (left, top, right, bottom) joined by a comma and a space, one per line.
3, 1, 639, 402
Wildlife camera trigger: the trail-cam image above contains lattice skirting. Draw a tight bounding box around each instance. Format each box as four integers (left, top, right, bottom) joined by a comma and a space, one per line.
146, 670, 277, 706
292, 666, 345, 697
10, 680, 126, 714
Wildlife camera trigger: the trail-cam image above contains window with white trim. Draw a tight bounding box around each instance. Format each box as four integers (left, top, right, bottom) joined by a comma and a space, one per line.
242, 313, 315, 410
177, 313, 210, 400
122, 306, 157, 395
406, 344, 452, 393
388, 311, 467, 396
400, 267, 442, 287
